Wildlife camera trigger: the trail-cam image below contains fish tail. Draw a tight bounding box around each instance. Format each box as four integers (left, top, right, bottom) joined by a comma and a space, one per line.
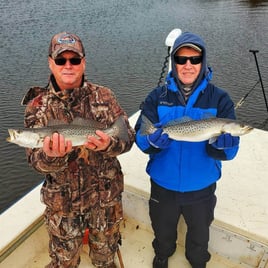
111, 116, 130, 142
140, 115, 157, 136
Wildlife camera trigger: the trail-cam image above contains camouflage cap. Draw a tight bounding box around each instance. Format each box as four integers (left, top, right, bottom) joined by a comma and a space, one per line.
49, 32, 85, 59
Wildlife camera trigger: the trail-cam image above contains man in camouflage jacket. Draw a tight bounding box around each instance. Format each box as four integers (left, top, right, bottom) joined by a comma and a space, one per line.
22, 32, 135, 268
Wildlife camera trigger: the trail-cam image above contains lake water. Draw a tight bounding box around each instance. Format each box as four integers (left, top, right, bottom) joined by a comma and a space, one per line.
0, 0, 268, 213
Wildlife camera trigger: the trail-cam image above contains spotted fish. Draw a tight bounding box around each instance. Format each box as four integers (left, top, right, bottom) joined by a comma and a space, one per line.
7, 116, 129, 148
140, 115, 253, 143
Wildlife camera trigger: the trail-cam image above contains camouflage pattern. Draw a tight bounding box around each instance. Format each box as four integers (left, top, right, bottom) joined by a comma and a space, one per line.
22, 76, 135, 267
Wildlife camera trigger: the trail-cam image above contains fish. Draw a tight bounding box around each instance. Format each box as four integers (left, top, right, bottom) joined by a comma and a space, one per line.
140, 115, 253, 143
7, 116, 129, 148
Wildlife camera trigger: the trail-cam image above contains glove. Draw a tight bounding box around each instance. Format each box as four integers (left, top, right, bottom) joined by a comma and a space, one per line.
211, 133, 240, 149
147, 128, 171, 149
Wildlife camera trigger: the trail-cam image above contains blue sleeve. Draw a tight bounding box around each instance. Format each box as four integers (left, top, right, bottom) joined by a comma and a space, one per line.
135, 128, 162, 154
206, 88, 240, 160
135, 129, 150, 151
135, 91, 163, 154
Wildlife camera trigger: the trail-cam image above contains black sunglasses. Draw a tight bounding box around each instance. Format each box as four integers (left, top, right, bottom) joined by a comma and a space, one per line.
54, 57, 83, 66
174, 56, 202, 65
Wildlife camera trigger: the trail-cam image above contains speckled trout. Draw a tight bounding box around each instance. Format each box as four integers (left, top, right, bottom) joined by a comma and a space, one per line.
140, 115, 253, 143
7, 116, 129, 148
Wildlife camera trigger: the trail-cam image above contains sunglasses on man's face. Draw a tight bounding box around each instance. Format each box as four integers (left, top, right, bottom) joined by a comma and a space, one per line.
54, 57, 83, 66
174, 56, 202, 65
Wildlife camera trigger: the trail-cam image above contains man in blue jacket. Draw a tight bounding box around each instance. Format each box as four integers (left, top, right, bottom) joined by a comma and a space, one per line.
135, 32, 240, 268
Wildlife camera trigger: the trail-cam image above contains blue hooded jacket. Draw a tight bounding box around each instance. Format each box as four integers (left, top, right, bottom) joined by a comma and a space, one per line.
135, 32, 239, 192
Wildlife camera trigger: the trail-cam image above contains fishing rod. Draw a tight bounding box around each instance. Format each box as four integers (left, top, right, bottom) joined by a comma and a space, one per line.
249, 49, 268, 112
235, 80, 260, 109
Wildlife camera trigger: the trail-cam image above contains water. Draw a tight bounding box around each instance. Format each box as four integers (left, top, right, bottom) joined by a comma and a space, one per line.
0, 0, 267, 213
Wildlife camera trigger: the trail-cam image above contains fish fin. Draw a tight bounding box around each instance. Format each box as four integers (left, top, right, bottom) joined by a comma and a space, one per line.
47, 119, 68, 126
110, 116, 130, 142
71, 118, 106, 129
47, 117, 106, 129
208, 136, 218, 144
140, 115, 157, 135
164, 116, 193, 126
201, 112, 215, 119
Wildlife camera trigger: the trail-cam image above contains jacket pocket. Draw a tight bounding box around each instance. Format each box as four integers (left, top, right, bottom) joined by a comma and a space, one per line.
99, 175, 123, 205
41, 183, 71, 213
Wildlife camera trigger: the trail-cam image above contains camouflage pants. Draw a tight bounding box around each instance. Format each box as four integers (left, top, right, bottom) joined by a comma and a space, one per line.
44, 197, 123, 268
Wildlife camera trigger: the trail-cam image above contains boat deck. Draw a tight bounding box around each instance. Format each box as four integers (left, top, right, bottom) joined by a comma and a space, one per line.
0, 215, 242, 268
1, 111, 268, 267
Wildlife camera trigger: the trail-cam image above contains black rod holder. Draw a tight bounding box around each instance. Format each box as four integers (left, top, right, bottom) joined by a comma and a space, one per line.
249, 50, 268, 113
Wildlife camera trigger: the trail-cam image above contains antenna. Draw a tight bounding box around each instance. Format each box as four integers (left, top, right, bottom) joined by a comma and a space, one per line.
157, 28, 182, 86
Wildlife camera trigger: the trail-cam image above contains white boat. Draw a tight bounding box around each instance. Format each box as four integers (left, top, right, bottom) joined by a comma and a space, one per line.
0, 111, 268, 268
1, 29, 268, 268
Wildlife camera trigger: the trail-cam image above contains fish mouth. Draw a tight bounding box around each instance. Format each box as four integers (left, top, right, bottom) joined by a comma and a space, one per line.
244, 126, 254, 133
6, 129, 14, 142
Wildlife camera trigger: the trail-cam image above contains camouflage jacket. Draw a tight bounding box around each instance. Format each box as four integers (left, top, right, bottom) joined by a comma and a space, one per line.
22, 76, 135, 215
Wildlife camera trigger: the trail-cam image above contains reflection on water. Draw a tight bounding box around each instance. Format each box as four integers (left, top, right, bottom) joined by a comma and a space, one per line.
0, 0, 267, 213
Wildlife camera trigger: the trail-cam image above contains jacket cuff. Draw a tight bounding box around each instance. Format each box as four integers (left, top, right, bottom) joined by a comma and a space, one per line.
206, 143, 227, 160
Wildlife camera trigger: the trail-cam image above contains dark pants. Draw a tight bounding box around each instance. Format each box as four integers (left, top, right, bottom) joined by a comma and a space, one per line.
149, 179, 217, 266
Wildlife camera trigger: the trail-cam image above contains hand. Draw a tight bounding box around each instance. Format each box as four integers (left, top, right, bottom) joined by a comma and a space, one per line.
211, 133, 240, 149
84, 130, 111, 151
147, 128, 171, 149
43, 133, 72, 157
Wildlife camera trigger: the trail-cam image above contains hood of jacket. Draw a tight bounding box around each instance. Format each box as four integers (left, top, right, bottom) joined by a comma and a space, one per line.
170, 32, 209, 93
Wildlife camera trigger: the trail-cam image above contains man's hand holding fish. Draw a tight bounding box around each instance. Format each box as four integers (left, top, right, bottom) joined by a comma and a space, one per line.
84, 130, 111, 151
41, 126, 112, 157
43, 133, 72, 157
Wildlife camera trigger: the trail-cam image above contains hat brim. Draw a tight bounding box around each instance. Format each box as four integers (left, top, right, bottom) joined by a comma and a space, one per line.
177, 43, 202, 52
